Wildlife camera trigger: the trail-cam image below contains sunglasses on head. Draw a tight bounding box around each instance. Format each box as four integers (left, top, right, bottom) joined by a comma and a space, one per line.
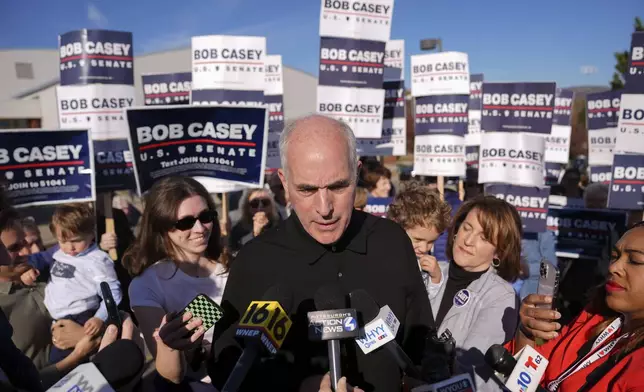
7, 240, 27, 253
249, 198, 271, 209
173, 210, 217, 231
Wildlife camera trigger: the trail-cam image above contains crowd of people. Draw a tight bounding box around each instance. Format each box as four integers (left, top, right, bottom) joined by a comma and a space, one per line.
0, 114, 643, 391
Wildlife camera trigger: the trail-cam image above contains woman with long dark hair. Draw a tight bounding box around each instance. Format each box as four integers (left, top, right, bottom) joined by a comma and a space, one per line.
513, 222, 644, 391
124, 176, 229, 387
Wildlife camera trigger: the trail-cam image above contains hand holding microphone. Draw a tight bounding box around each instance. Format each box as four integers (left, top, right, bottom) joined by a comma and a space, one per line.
485, 344, 549, 392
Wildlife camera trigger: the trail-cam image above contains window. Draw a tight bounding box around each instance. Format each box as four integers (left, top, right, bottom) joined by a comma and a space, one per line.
15, 62, 34, 79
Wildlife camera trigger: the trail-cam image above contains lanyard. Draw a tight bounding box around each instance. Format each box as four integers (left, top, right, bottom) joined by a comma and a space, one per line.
547, 317, 627, 391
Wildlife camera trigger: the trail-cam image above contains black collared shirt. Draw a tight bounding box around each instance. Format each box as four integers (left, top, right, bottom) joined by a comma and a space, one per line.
209, 210, 435, 391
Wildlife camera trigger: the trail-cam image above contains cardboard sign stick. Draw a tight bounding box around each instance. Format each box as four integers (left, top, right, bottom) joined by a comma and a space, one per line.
102, 193, 118, 260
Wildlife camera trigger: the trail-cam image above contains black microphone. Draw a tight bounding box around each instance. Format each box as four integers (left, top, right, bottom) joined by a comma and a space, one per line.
309, 285, 359, 391
485, 344, 549, 392
221, 285, 294, 392
348, 289, 423, 380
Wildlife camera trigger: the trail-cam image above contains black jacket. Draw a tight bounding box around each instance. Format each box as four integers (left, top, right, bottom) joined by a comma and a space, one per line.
209, 210, 435, 391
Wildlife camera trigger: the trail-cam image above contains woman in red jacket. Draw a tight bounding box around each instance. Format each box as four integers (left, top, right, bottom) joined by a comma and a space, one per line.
511, 222, 644, 391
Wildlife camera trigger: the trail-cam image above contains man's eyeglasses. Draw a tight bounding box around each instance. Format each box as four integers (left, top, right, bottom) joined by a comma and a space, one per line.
174, 210, 217, 231
6, 240, 27, 253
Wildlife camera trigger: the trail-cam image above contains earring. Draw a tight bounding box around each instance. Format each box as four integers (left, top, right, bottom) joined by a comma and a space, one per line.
492, 258, 501, 268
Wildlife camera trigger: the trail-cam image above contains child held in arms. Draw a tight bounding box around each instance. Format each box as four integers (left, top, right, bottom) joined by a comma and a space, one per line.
43, 203, 122, 363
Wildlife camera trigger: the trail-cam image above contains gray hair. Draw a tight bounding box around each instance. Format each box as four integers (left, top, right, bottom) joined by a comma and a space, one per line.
279, 114, 358, 179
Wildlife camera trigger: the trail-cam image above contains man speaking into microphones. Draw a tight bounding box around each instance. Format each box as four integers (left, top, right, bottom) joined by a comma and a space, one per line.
209, 115, 435, 391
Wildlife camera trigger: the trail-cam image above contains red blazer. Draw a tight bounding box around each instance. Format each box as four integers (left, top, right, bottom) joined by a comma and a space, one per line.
507, 310, 644, 391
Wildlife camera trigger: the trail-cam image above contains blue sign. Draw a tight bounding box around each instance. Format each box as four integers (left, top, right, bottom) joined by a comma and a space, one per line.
93, 139, 136, 192
466, 146, 479, 170
586, 90, 621, 130
190, 89, 264, 106
481, 82, 556, 134
0, 129, 94, 207
59, 29, 134, 86
415, 95, 469, 136
364, 197, 393, 218
126, 106, 268, 193
384, 80, 405, 119
319, 37, 386, 89
544, 162, 564, 186
486, 184, 550, 232
142, 72, 191, 106
625, 31, 644, 93
607, 154, 644, 210
265, 94, 284, 134
469, 74, 484, 110
589, 165, 612, 184
553, 89, 574, 126
547, 207, 627, 258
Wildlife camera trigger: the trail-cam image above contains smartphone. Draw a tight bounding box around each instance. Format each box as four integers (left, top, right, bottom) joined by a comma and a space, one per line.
536, 260, 560, 309
100, 281, 122, 336
182, 294, 225, 333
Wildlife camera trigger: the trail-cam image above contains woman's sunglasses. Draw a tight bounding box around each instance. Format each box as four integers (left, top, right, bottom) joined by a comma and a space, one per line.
174, 210, 217, 231
249, 198, 271, 209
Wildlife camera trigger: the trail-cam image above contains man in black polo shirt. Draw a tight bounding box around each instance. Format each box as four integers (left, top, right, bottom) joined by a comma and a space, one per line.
209, 115, 434, 391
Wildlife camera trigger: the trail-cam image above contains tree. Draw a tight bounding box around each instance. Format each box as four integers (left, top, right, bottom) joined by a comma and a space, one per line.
611, 17, 643, 90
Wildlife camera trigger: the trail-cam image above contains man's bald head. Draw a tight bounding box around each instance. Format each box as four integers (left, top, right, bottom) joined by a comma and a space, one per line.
279, 114, 357, 180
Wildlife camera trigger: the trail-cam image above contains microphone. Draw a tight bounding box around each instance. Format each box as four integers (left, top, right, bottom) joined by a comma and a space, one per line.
348, 289, 422, 381
485, 344, 549, 392
47, 339, 144, 391
222, 285, 294, 392
410, 373, 475, 392
308, 285, 359, 391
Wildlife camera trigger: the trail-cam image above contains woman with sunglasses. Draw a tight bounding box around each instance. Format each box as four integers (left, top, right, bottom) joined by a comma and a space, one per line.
229, 188, 279, 254
124, 177, 229, 387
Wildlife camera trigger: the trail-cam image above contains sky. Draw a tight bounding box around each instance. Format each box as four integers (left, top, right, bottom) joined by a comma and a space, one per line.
0, 0, 642, 88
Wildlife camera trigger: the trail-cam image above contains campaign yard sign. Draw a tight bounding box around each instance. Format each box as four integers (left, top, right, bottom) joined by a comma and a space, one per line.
586, 90, 621, 130
553, 88, 574, 126
59, 29, 134, 86
190, 90, 264, 107
588, 128, 616, 166
191, 35, 266, 91
607, 153, 644, 210
589, 166, 612, 184
142, 72, 191, 106
479, 132, 545, 187
356, 81, 406, 156
384, 39, 404, 81
56, 84, 136, 140
126, 105, 268, 194
411, 52, 469, 97
0, 129, 94, 207
615, 94, 644, 154
465, 109, 482, 146
485, 184, 549, 233
547, 207, 627, 259
319, 37, 386, 89
625, 31, 644, 93
414, 94, 468, 136
466, 145, 479, 170
317, 85, 385, 138
544, 162, 564, 186
319, 0, 394, 42
481, 82, 556, 134
93, 139, 136, 192
544, 124, 571, 164
469, 74, 484, 111
265, 55, 284, 96
414, 134, 466, 177
364, 197, 392, 218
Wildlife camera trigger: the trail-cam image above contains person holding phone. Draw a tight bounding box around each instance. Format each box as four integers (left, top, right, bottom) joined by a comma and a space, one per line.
510, 222, 644, 391
124, 177, 229, 388
426, 196, 522, 392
